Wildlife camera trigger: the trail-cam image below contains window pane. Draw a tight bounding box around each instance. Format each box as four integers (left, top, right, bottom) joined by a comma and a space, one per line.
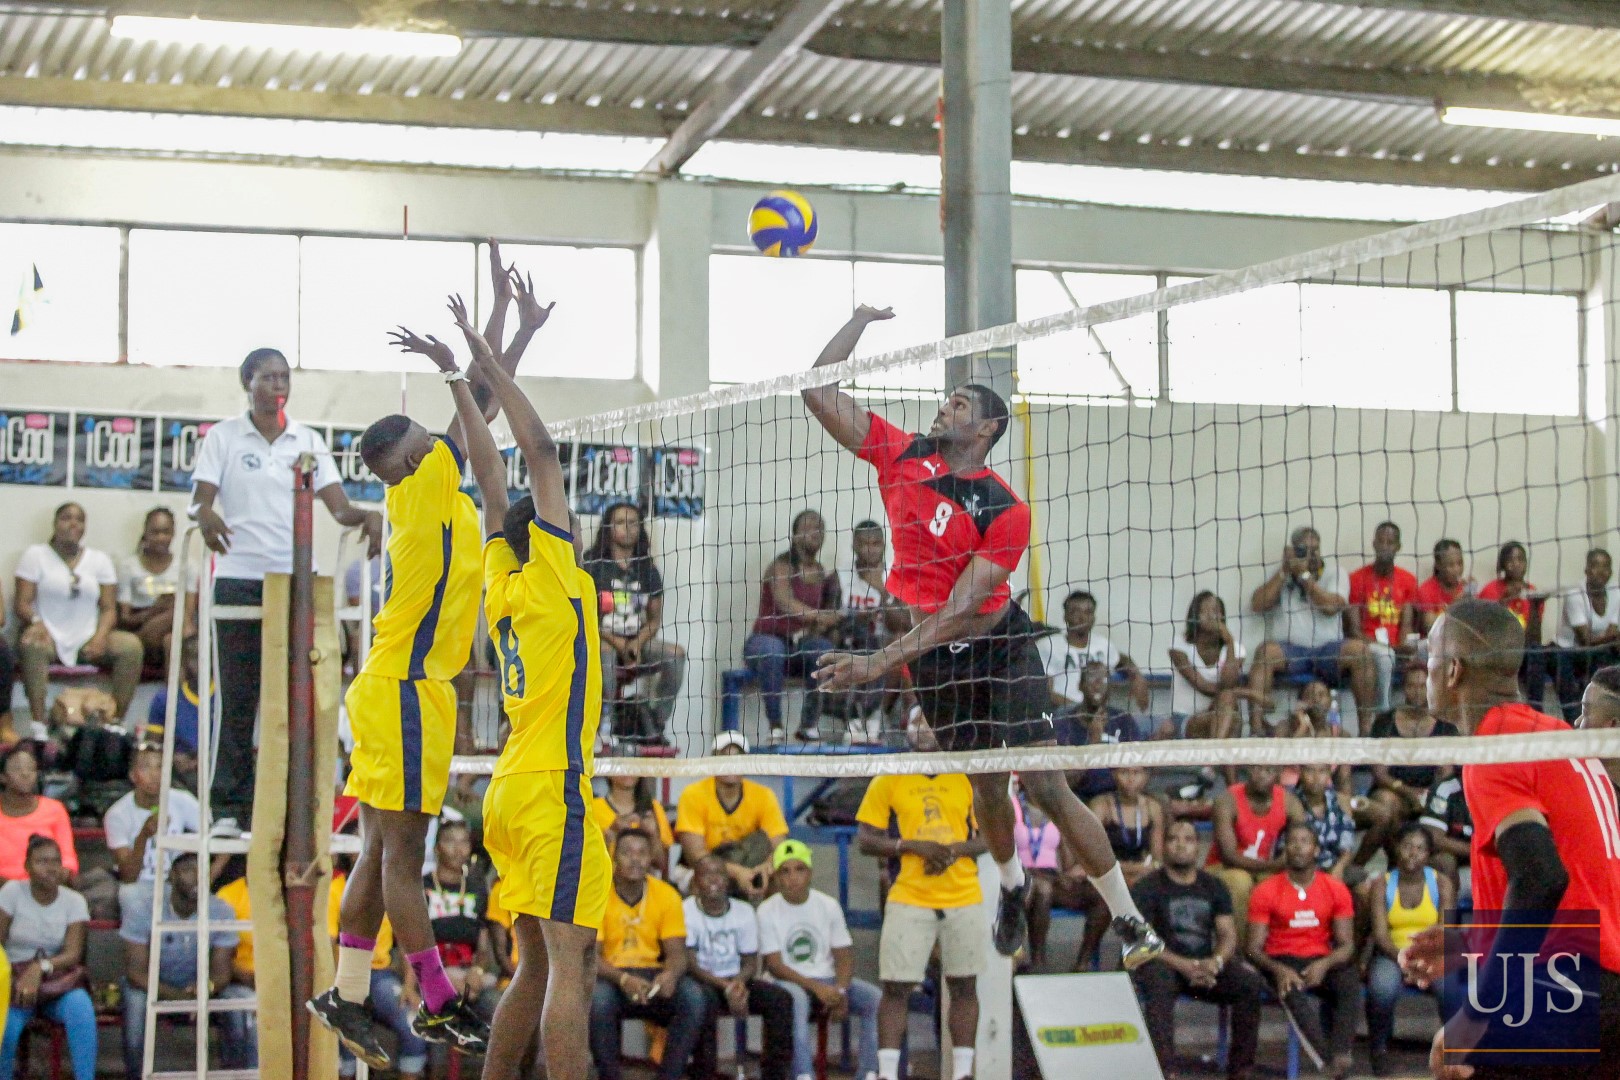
1168, 283, 1303, 405
852, 261, 944, 392
475, 243, 638, 379
0, 223, 119, 363
128, 230, 299, 367
709, 254, 853, 384
1456, 291, 1581, 416
1299, 284, 1452, 410
1015, 270, 1160, 398
299, 237, 475, 371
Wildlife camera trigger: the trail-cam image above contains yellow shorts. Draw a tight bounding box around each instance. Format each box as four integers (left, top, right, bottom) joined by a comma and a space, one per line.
483, 771, 610, 931
343, 673, 457, 816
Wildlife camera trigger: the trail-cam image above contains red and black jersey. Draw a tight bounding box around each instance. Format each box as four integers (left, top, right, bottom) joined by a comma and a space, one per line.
857, 411, 1030, 615
1465, 702, 1620, 974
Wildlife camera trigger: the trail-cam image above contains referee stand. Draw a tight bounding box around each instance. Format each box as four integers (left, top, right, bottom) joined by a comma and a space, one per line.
142, 457, 354, 1080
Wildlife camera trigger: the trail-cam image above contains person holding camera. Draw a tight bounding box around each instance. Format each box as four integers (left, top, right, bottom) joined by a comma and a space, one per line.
1247, 525, 1378, 737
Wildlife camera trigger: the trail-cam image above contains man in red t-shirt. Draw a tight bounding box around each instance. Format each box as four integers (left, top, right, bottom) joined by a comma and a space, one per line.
802, 305, 1162, 971
1246, 821, 1358, 1078
1406, 599, 1620, 1078
1416, 538, 1470, 639
1347, 522, 1420, 711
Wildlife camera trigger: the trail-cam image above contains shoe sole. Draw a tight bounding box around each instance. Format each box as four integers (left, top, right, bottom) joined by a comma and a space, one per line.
306, 1000, 391, 1070
413, 1021, 489, 1055
993, 914, 1028, 958
1121, 938, 1165, 972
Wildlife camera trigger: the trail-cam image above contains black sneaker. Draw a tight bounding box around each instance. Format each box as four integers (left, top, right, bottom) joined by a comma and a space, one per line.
307, 988, 391, 1070
795, 726, 822, 742
411, 995, 490, 1054
1114, 915, 1165, 971
993, 882, 1029, 957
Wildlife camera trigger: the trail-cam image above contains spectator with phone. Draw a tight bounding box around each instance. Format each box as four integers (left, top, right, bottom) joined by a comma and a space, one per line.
1248, 526, 1377, 737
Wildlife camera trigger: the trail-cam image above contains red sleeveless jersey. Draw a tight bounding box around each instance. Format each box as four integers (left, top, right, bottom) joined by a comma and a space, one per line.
1465, 702, 1620, 974
856, 411, 1030, 615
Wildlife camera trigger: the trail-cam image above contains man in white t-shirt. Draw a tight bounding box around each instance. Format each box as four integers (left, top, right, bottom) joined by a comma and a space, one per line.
758, 841, 879, 1080
683, 856, 793, 1080
1553, 548, 1620, 720
103, 746, 202, 910
1039, 590, 1150, 713
1248, 525, 1377, 735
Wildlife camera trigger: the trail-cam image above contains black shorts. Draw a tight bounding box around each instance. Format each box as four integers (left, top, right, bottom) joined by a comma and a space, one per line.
911, 603, 1054, 752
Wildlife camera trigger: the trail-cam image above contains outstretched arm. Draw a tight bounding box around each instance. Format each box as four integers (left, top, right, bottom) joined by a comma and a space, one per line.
801, 305, 893, 452
388, 324, 505, 532
450, 295, 569, 531
815, 554, 1007, 691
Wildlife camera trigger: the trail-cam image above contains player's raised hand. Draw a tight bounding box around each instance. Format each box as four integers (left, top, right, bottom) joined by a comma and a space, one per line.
854, 304, 895, 323
387, 327, 458, 374
510, 268, 555, 334
488, 239, 514, 306
447, 294, 497, 367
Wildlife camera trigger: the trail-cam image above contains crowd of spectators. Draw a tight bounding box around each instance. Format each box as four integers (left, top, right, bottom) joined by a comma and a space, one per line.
5, 438, 1617, 1080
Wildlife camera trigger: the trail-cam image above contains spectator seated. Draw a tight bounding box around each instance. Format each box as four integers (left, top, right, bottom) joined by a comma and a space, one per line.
674, 734, 789, 904
742, 510, 842, 743
757, 841, 879, 1080
591, 829, 709, 1080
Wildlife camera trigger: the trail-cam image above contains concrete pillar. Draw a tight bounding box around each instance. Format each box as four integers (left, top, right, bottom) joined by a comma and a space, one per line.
940, 4, 1017, 1076
643, 179, 714, 398
941, 0, 1016, 400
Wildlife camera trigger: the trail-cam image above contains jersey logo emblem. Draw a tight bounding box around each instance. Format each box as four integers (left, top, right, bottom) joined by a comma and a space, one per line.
924, 460, 941, 475
948, 642, 969, 654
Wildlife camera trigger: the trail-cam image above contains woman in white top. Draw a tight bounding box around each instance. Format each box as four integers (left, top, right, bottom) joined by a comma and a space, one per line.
13, 502, 143, 724
190, 347, 381, 834
1553, 547, 1620, 721
116, 506, 183, 672
1166, 590, 1258, 741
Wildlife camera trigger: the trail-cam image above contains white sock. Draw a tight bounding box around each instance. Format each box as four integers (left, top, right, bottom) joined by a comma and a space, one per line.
1091, 863, 1143, 922
997, 856, 1026, 891
952, 1046, 975, 1079
878, 1048, 902, 1080
335, 946, 374, 1004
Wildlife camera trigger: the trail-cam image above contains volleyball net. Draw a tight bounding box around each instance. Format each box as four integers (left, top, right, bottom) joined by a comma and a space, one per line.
461, 173, 1620, 779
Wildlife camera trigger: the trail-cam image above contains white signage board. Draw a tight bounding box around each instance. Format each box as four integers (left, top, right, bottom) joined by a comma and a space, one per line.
1014, 971, 1165, 1079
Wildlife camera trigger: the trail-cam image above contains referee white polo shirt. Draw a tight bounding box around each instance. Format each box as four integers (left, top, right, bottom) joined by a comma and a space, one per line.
191, 412, 342, 581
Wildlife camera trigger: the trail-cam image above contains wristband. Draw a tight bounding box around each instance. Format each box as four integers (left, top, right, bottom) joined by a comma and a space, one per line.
444, 370, 470, 384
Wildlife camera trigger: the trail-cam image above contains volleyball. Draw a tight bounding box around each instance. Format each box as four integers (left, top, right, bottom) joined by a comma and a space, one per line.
748, 190, 818, 257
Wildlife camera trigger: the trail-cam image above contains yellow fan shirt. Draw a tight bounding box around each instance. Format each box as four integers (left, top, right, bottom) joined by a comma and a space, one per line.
855, 773, 981, 910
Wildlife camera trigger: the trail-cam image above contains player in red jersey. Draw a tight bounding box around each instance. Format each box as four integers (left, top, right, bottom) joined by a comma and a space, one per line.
1404, 598, 1620, 1078
805, 305, 1163, 968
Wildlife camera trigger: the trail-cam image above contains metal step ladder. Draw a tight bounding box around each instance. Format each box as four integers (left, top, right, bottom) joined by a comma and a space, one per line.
142, 523, 374, 1079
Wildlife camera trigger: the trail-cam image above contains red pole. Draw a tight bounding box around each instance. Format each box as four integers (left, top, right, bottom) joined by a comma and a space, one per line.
285, 453, 319, 1080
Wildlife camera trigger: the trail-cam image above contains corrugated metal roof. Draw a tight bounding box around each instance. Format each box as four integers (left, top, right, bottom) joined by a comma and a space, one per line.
1, 0, 1619, 183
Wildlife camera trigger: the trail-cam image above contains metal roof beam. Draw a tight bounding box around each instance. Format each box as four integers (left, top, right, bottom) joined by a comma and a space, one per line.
21, 1, 1543, 107
1299, 0, 1620, 32
641, 0, 844, 176
0, 75, 1588, 192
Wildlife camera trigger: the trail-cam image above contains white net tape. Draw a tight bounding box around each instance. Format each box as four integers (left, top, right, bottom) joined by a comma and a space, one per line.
451, 727, 1620, 778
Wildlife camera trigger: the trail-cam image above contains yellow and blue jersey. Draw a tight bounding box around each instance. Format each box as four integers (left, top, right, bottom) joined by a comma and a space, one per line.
364, 438, 482, 682
483, 515, 602, 779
